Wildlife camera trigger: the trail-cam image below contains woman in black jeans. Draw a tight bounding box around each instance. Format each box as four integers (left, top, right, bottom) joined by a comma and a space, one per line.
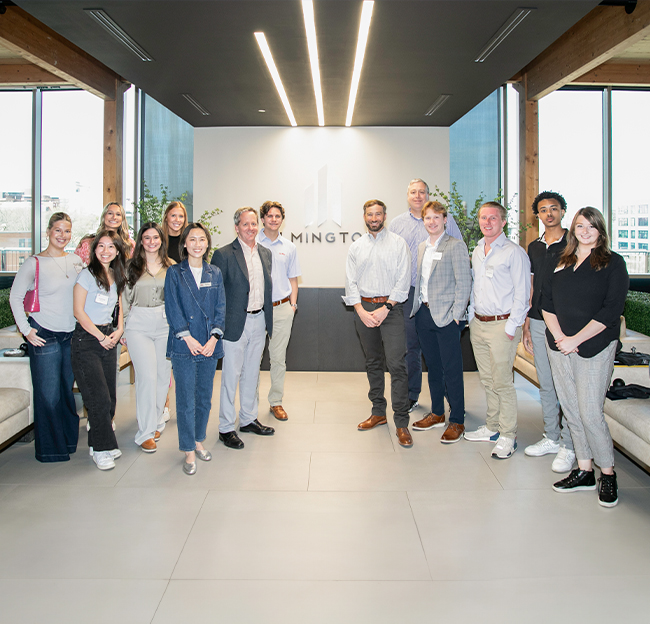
71, 229, 127, 471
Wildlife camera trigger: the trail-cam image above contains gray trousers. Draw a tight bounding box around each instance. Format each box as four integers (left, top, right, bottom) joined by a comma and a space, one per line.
530, 318, 573, 449
219, 311, 266, 433
124, 306, 171, 446
546, 340, 617, 468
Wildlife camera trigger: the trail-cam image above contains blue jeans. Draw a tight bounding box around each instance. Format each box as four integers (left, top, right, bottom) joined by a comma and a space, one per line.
403, 286, 423, 401
172, 356, 218, 452
27, 318, 79, 462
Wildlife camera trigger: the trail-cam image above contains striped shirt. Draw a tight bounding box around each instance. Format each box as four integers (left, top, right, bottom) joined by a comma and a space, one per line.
389, 210, 463, 286
343, 228, 411, 306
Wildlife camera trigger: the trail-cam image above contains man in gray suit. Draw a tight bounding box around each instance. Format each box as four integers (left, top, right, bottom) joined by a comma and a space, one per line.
410, 201, 472, 443
211, 207, 275, 449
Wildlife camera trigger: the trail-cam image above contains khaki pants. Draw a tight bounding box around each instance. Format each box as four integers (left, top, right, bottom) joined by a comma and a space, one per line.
268, 301, 295, 406
469, 318, 521, 439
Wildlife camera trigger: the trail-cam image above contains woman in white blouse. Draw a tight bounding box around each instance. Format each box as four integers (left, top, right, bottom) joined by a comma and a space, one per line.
123, 222, 173, 453
10, 212, 83, 462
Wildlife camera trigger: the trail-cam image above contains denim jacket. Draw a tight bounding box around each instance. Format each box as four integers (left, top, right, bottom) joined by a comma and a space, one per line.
164, 259, 226, 360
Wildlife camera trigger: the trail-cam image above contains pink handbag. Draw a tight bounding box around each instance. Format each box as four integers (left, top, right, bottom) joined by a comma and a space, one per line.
23, 256, 40, 313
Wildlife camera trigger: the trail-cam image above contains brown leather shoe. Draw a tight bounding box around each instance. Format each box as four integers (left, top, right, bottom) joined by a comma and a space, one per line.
396, 427, 413, 447
141, 438, 157, 453
441, 422, 465, 444
412, 412, 445, 430
357, 415, 388, 431
154, 431, 161, 440
270, 405, 288, 421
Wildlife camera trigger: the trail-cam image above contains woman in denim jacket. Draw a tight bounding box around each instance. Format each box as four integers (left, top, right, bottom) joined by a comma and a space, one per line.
164, 223, 226, 475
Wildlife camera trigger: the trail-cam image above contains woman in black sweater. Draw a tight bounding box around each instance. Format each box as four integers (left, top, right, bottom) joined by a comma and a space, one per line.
542, 207, 629, 507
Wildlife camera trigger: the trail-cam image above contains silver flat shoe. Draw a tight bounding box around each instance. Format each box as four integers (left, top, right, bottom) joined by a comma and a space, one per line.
195, 448, 212, 462
183, 461, 197, 475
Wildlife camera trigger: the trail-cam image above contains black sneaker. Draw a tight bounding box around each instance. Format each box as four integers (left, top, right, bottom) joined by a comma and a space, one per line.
598, 471, 618, 507
552, 468, 596, 493
408, 399, 419, 413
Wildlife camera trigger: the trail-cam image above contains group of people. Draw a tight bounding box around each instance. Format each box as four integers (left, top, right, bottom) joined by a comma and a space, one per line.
344, 180, 628, 508
9, 178, 629, 506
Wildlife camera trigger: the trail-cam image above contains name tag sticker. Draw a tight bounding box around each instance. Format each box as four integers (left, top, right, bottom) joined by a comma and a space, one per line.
485, 266, 494, 278
95, 293, 109, 305
432, 252, 442, 261
200, 282, 211, 288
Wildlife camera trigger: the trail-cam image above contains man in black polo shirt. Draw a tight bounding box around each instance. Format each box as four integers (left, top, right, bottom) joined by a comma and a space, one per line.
522, 191, 575, 472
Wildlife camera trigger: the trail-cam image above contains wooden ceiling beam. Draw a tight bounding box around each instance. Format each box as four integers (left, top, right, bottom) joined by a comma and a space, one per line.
572, 61, 650, 85
524, 3, 650, 101
0, 62, 69, 86
0, 5, 123, 100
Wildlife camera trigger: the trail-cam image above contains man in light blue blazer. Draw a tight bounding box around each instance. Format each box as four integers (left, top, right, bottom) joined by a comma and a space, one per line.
410, 201, 472, 443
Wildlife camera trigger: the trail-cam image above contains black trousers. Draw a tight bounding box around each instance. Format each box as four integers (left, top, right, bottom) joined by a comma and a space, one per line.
71, 323, 119, 452
354, 301, 410, 428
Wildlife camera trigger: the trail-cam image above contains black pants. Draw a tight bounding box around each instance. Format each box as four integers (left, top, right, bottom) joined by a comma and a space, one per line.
71, 323, 118, 452
354, 301, 410, 428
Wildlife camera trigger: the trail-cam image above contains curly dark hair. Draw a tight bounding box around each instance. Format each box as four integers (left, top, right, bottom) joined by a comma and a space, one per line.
260, 201, 285, 220
532, 191, 567, 215
126, 222, 172, 288
88, 229, 127, 295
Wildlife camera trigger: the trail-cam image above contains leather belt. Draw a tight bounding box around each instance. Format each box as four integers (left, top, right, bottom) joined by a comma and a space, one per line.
361, 296, 389, 304
475, 312, 510, 322
273, 296, 291, 307
247, 309, 263, 314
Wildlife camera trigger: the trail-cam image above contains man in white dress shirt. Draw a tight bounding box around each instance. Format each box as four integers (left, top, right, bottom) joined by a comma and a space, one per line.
464, 201, 531, 459
257, 200, 301, 421
389, 178, 463, 412
344, 200, 413, 447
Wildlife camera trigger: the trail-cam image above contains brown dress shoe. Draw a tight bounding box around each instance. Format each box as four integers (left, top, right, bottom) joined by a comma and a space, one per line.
154, 431, 161, 440
441, 422, 465, 444
141, 438, 157, 453
396, 427, 413, 447
270, 405, 288, 421
412, 412, 445, 430
358, 415, 388, 431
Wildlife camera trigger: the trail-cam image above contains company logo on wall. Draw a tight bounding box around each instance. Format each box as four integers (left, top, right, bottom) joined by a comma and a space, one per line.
289, 165, 362, 245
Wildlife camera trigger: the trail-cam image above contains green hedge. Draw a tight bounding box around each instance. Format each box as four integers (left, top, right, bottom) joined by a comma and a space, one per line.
0, 288, 16, 329
624, 291, 650, 337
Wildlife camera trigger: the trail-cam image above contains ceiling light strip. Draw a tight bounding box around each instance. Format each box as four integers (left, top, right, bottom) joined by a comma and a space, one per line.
474, 8, 534, 63
302, 0, 325, 126
182, 93, 210, 116
255, 32, 297, 127
424, 94, 451, 116
345, 1, 374, 127
84, 9, 154, 62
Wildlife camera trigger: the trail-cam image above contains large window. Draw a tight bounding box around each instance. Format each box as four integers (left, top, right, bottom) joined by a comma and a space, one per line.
0, 91, 33, 270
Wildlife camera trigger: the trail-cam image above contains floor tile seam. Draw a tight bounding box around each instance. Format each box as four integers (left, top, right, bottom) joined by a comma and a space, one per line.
113, 452, 147, 487
477, 450, 506, 490
405, 491, 434, 582
149, 579, 171, 624
169, 489, 211, 580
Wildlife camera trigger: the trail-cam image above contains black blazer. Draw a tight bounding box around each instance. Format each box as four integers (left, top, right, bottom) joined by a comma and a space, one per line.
211, 238, 273, 341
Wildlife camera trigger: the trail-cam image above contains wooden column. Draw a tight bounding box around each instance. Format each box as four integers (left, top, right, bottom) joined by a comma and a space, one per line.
103, 80, 127, 207
516, 74, 540, 249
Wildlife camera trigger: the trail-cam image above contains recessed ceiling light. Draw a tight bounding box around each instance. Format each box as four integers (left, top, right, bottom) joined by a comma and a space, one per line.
255, 32, 297, 127
84, 9, 154, 62
345, 1, 374, 127
424, 94, 451, 116
181, 93, 210, 116
302, 0, 325, 126
474, 8, 534, 63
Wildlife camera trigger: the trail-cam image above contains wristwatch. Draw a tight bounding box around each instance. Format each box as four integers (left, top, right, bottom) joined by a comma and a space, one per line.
385, 302, 393, 311
291, 303, 298, 311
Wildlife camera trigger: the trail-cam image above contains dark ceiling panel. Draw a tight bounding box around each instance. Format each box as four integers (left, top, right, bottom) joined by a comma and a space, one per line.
13, 0, 601, 127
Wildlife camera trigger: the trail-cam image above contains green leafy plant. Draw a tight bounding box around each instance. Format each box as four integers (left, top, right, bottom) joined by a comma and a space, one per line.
134, 182, 188, 225
0, 288, 16, 329
431, 182, 530, 253
197, 207, 222, 253
623, 290, 650, 337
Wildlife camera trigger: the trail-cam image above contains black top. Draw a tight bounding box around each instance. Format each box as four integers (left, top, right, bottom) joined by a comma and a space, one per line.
541, 251, 629, 358
167, 234, 182, 264
527, 231, 567, 321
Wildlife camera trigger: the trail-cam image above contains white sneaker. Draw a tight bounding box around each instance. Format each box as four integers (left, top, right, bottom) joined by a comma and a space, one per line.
552, 447, 576, 473
464, 425, 499, 442
92, 450, 115, 470
89, 447, 122, 459
525, 435, 560, 457
492, 437, 517, 459
163, 407, 171, 422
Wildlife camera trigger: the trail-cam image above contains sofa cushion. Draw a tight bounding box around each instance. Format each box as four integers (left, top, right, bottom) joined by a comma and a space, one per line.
0, 388, 31, 425
605, 398, 650, 446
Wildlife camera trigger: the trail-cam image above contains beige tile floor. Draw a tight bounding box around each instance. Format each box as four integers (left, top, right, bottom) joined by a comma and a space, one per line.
1, 370, 650, 623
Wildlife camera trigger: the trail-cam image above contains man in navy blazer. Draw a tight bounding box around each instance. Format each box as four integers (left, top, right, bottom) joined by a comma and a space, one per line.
211, 207, 275, 449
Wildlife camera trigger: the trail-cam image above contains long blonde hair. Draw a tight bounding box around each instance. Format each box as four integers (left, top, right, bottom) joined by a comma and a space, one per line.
97, 202, 131, 250
162, 201, 188, 238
